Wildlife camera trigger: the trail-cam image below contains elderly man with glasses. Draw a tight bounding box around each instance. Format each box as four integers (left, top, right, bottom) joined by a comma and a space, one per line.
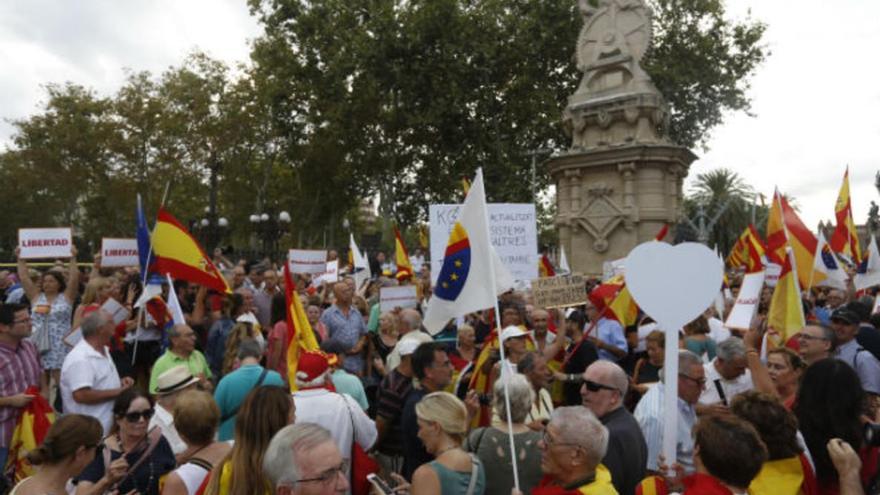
634, 350, 703, 475
263, 423, 350, 495
797, 323, 836, 365
581, 361, 646, 495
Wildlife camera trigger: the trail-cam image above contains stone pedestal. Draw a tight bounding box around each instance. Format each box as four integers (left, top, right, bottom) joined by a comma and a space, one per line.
547, 0, 696, 276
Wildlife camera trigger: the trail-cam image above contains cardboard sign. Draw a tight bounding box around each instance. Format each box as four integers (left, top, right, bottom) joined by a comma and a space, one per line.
18, 228, 73, 259
100, 238, 139, 267
724, 271, 765, 330
429, 203, 537, 284
312, 260, 339, 286
623, 241, 723, 472
531, 274, 587, 309
288, 249, 328, 274
380, 286, 419, 312
101, 297, 131, 325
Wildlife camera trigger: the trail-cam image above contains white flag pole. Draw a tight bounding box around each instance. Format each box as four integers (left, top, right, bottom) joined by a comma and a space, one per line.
474, 168, 520, 491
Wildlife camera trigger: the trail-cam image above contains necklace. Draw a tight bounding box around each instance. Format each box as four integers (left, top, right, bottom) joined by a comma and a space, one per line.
435, 443, 461, 457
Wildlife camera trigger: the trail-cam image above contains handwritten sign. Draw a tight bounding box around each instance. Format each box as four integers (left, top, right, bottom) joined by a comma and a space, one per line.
18, 228, 73, 259
429, 203, 537, 285
101, 238, 139, 267
531, 274, 587, 309
288, 249, 328, 274
380, 286, 419, 312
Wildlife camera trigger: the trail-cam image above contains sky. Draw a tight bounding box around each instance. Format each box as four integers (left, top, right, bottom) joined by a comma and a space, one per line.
1, 0, 878, 230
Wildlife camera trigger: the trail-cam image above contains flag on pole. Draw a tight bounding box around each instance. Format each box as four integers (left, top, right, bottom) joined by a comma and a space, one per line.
766, 189, 787, 266
854, 235, 880, 291
779, 195, 825, 289
165, 274, 187, 326
813, 230, 848, 290
538, 254, 556, 278
768, 249, 806, 341
829, 167, 862, 264
655, 223, 670, 242
559, 247, 570, 275
423, 169, 514, 335
589, 275, 639, 327
136, 195, 164, 286
727, 225, 765, 273
393, 226, 414, 280
150, 207, 231, 294
283, 261, 320, 390
349, 233, 371, 287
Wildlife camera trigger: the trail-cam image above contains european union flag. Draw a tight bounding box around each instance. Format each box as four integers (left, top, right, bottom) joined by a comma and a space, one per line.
821, 246, 839, 270
435, 223, 471, 301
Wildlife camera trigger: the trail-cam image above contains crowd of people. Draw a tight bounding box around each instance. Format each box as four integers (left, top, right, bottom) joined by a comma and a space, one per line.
0, 248, 878, 495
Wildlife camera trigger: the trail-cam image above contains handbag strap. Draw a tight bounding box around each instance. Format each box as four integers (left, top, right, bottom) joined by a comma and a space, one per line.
465, 454, 480, 495
220, 368, 269, 423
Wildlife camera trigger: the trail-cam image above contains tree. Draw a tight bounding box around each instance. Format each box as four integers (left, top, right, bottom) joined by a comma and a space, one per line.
247, 0, 767, 230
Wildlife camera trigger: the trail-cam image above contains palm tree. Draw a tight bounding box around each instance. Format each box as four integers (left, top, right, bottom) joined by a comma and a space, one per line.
680, 168, 757, 254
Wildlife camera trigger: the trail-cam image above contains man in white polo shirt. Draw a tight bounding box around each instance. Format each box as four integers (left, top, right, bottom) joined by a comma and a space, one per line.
60, 310, 133, 433
698, 337, 753, 410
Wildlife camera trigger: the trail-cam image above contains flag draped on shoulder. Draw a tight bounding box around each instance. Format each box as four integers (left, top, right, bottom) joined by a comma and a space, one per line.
394, 226, 414, 280
855, 235, 880, 291
283, 261, 320, 390
768, 249, 805, 340
829, 167, 862, 264
150, 207, 231, 294
423, 168, 514, 335
813, 230, 848, 290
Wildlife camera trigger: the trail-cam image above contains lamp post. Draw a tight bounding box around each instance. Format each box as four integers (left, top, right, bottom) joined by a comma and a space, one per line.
195, 205, 229, 253
250, 210, 291, 259
525, 148, 553, 203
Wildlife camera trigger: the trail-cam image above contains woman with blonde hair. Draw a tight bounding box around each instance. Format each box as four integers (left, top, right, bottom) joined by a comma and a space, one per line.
204, 386, 294, 495
221, 322, 257, 376
11, 415, 126, 495
393, 391, 485, 494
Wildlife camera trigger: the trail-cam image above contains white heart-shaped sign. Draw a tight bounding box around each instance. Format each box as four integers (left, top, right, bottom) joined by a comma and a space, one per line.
624, 242, 723, 331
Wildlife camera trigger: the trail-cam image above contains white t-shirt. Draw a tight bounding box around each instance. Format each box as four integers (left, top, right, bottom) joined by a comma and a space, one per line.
698, 359, 753, 405
60, 340, 122, 433
149, 403, 187, 455
707, 317, 731, 344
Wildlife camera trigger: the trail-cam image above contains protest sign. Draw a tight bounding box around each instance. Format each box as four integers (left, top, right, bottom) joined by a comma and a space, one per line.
101, 297, 131, 325
724, 271, 765, 330
602, 258, 625, 281
312, 260, 339, 286
764, 262, 781, 287
100, 238, 139, 267
531, 274, 586, 309
288, 249, 328, 274
429, 203, 537, 284
624, 241, 723, 475
380, 286, 419, 312
18, 228, 73, 259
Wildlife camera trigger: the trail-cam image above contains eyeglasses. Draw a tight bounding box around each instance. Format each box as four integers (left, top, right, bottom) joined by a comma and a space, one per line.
296, 459, 349, 485
797, 333, 828, 342
583, 380, 619, 393
122, 409, 154, 423
13, 317, 31, 325
679, 374, 707, 387
542, 429, 584, 453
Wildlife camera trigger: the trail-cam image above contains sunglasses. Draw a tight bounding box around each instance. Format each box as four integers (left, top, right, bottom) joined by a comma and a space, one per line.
583, 380, 619, 393
122, 409, 154, 423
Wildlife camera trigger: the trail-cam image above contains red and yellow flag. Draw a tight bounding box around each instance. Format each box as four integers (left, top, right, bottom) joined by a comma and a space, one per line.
283, 261, 320, 390
394, 226, 414, 280
766, 190, 787, 266
727, 225, 765, 273
830, 167, 862, 264
590, 275, 639, 327
768, 249, 806, 341
4, 387, 54, 484
780, 194, 825, 289
151, 207, 231, 294
538, 254, 556, 278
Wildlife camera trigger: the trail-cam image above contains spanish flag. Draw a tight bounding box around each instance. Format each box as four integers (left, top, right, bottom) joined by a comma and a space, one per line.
538, 254, 556, 278
150, 207, 231, 294
829, 167, 862, 265
766, 190, 787, 266
4, 387, 54, 484
749, 454, 820, 495
590, 275, 639, 327
768, 249, 806, 340
394, 226, 414, 280
780, 194, 825, 289
283, 261, 320, 390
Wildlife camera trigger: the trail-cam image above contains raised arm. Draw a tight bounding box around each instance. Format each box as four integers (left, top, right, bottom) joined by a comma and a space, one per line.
15, 247, 39, 303
743, 327, 778, 398
63, 246, 79, 304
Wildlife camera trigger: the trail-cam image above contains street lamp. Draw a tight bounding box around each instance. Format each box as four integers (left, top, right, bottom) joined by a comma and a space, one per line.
250, 210, 291, 259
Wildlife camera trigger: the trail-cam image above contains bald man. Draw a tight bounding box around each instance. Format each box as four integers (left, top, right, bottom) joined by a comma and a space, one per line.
581, 361, 647, 495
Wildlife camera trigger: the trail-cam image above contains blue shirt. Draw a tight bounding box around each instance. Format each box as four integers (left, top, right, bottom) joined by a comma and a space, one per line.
205, 317, 235, 379
633, 382, 697, 473
594, 317, 627, 362
332, 369, 369, 410
214, 364, 285, 441
321, 304, 368, 374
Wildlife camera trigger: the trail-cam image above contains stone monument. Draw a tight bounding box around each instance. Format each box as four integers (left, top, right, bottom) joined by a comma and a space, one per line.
546, 0, 696, 276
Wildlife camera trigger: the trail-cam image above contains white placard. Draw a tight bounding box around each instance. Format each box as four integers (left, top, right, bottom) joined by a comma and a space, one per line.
624, 242, 723, 475
288, 249, 328, 274
18, 228, 73, 259
380, 286, 419, 312
100, 238, 139, 267
724, 271, 765, 330
312, 260, 339, 286
602, 258, 626, 281
764, 262, 781, 287
101, 297, 131, 325
429, 203, 537, 285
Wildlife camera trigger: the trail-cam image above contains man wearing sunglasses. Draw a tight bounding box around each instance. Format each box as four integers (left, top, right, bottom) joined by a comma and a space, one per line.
263, 422, 349, 495
581, 361, 646, 495
634, 350, 703, 475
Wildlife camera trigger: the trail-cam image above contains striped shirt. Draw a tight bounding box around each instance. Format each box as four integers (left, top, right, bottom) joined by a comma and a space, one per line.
0, 340, 42, 447
633, 382, 697, 473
